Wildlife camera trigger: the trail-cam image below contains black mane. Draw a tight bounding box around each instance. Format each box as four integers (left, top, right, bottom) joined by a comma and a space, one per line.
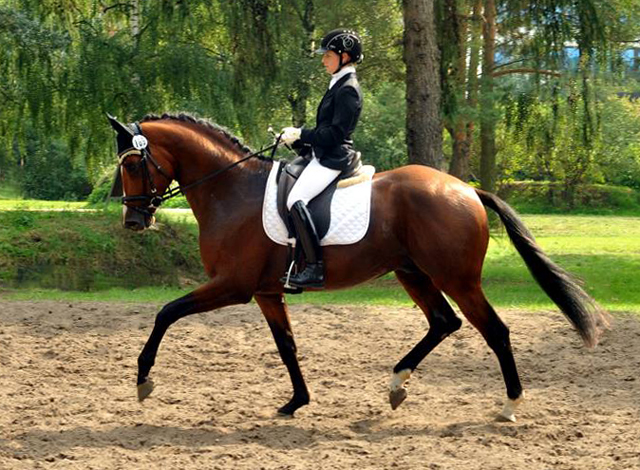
140, 112, 273, 162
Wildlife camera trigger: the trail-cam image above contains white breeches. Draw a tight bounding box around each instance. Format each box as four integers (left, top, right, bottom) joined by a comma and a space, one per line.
286, 156, 342, 210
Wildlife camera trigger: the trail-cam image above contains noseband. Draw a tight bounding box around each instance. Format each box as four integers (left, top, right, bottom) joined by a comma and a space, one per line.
117, 123, 281, 217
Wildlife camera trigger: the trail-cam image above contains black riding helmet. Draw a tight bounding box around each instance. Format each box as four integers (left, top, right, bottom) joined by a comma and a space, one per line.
315, 29, 364, 68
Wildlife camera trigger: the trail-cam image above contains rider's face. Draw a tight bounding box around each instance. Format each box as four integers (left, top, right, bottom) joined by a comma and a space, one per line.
322, 51, 343, 74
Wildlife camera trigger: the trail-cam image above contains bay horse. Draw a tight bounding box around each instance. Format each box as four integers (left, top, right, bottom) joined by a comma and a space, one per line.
109, 113, 608, 422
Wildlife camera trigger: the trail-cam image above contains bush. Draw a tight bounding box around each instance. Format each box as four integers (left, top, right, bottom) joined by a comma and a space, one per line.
162, 194, 189, 208
499, 181, 640, 214
355, 82, 407, 171
498, 90, 640, 191
87, 173, 115, 204
21, 139, 92, 200
596, 95, 640, 189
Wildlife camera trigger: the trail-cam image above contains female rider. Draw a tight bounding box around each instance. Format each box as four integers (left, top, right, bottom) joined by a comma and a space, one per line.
279, 29, 364, 289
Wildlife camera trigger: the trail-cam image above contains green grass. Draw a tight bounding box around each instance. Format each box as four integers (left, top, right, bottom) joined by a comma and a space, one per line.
0, 209, 203, 291
2, 286, 191, 303
2, 213, 639, 313
477, 215, 640, 312
0, 199, 88, 210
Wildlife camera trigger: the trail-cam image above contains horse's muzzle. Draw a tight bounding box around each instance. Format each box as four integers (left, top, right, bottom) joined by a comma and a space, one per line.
123, 206, 153, 231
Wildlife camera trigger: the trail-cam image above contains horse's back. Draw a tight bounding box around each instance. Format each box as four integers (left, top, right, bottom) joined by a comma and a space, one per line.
373, 164, 485, 219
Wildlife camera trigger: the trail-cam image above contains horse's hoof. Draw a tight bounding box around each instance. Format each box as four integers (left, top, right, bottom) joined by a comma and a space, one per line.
277, 395, 309, 417
137, 379, 154, 402
497, 409, 517, 422
276, 408, 296, 418
277, 403, 298, 417
498, 393, 524, 422
389, 388, 407, 410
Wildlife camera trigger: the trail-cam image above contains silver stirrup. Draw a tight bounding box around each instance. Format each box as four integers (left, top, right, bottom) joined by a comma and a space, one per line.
283, 260, 296, 289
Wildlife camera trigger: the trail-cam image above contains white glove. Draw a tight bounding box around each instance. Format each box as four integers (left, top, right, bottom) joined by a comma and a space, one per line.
280, 127, 301, 145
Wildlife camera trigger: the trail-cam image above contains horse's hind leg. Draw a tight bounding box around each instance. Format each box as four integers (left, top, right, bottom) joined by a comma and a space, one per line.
450, 284, 524, 422
254, 293, 310, 416
390, 270, 462, 410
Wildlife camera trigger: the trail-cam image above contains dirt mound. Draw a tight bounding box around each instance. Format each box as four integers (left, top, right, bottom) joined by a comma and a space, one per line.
0, 301, 638, 469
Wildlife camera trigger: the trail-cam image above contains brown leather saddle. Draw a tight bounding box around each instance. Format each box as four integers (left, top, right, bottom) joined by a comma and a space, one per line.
276, 152, 363, 239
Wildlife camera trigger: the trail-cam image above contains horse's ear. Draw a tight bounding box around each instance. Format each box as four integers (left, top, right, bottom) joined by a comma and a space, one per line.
107, 113, 136, 155
106, 113, 133, 136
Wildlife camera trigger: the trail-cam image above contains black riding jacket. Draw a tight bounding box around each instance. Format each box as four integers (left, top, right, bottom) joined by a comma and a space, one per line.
298, 71, 363, 171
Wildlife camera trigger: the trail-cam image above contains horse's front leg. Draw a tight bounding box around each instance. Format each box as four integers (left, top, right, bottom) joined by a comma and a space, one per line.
137, 280, 251, 401
254, 293, 310, 416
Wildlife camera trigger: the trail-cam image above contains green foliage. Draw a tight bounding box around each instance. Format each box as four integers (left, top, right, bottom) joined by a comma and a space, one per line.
596, 93, 640, 189
0, 0, 405, 197
443, 0, 640, 192
499, 84, 640, 193
161, 195, 190, 208
499, 181, 640, 215
86, 174, 114, 204
0, 179, 21, 199
356, 82, 407, 170
20, 137, 91, 200
1, 0, 639, 200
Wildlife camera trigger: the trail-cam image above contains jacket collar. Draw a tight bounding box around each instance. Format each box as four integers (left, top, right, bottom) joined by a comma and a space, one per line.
329, 65, 356, 89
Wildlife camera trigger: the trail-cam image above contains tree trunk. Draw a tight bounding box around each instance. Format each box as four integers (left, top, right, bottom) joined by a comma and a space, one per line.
447, 0, 470, 180
449, 123, 470, 179
465, 0, 482, 173
403, 0, 443, 169
479, 0, 496, 193
131, 0, 140, 45
130, 0, 141, 87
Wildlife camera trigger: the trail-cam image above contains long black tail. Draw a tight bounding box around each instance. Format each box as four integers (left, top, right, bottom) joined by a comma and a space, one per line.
475, 189, 609, 347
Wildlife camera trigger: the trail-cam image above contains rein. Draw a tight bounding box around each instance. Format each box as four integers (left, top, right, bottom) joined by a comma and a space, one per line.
118, 124, 281, 215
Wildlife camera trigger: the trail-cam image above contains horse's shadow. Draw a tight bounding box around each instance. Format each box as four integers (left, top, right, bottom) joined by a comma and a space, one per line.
2, 414, 522, 460
2, 421, 327, 459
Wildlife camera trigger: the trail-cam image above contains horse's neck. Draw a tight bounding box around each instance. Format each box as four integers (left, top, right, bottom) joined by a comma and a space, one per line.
174, 146, 271, 230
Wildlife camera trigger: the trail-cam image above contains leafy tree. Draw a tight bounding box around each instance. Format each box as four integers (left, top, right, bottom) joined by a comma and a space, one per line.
356, 82, 407, 170
501, 85, 640, 195
21, 140, 92, 200
3, 0, 640, 204
597, 94, 640, 189
0, 0, 406, 197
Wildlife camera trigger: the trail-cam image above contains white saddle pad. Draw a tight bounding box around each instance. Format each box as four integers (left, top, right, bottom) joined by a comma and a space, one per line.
262, 161, 375, 247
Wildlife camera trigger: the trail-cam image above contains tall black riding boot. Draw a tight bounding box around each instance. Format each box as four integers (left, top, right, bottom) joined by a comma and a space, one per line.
285, 201, 325, 289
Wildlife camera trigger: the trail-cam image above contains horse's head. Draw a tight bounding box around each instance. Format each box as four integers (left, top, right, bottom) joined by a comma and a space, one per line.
107, 114, 175, 231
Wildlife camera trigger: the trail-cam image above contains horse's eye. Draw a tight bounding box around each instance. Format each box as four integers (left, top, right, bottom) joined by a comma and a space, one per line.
124, 161, 142, 174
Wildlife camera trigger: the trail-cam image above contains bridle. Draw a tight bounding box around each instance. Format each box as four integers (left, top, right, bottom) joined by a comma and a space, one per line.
118, 122, 281, 217
118, 124, 171, 216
